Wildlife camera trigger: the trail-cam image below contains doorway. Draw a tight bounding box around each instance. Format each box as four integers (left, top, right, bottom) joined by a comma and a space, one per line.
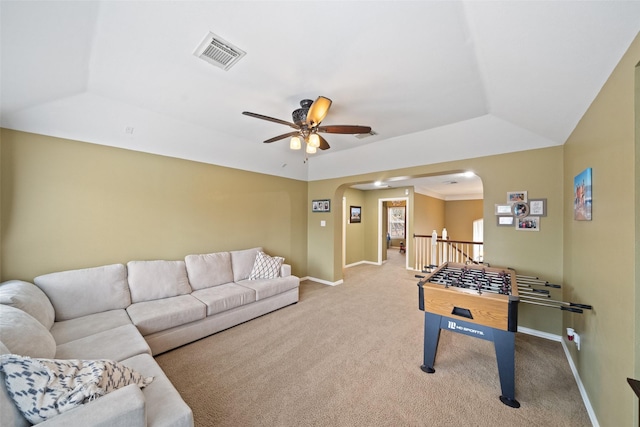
378, 197, 409, 269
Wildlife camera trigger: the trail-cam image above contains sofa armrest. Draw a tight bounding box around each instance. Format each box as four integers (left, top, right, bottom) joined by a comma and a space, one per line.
39, 384, 146, 427
280, 263, 291, 277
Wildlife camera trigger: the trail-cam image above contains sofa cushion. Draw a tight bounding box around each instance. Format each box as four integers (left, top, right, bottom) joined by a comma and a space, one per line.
249, 251, 284, 280
0, 280, 55, 330
50, 309, 133, 345
126, 295, 206, 336
191, 283, 256, 316
34, 264, 131, 321
0, 305, 56, 359
0, 354, 152, 425
230, 247, 262, 282
127, 260, 191, 303
237, 275, 300, 301
184, 251, 234, 290
55, 324, 151, 361
121, 353, 194, 427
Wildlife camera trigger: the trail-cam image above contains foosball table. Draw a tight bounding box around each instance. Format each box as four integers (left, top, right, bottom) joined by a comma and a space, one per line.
417, 262, 521, 408
416, 261, 592, 408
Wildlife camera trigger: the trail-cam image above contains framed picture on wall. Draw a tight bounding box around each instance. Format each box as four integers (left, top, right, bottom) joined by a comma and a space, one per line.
312, 199, 331, 212
516, 216, 540, 231
350, 206, 361, 223
496, 216, 515, 227
495, 204, 512, 215
507, 191, 527, 203
511, 202, 529, 218
529, 199, 547, 216
574, 168, 592, 221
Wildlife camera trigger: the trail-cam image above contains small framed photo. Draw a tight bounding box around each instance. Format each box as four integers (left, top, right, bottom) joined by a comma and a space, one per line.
495, 204, 512, 215
350, 206, 361, 223
507, 191, 528, 204
497, 216, 515, 227
312, 199, 330, 212
512, 202, 529, 218
516, 216, 540, 231
529, 199, 547, 217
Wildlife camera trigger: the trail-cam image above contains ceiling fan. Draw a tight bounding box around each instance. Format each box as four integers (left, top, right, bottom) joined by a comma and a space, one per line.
242, 96, 372, 154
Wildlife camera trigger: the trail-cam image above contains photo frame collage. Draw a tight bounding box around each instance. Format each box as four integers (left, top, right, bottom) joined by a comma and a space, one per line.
495, 191, 546, 232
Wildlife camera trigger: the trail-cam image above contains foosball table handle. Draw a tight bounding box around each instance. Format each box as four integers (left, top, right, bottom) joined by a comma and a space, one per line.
561, 306, 583, 313
569, 303, 593, 310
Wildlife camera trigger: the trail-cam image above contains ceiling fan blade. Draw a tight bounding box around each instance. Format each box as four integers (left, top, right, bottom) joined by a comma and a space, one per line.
264, 131, 300, 144
306, 96, 332, 126
317, 125, 372, 134
242, 111, 299, 129
318, 134, 330, 150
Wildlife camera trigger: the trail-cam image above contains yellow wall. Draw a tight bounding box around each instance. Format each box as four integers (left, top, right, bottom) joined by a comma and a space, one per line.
0, 129, 308, 280
413, 193, 445, 237
563, 33, 639, 426
445, 199, 483, 242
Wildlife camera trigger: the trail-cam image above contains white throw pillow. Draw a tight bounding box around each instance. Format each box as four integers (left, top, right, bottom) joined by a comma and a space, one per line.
249, 251, 284, 280
0, 354, 153, 425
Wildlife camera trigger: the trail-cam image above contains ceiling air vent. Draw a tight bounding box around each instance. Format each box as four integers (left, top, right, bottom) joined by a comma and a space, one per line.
194, 32, 246, 71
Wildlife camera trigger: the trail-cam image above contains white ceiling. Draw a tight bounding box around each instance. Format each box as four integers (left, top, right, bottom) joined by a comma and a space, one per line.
351, 172, 483, 200
2, 1, 639, 196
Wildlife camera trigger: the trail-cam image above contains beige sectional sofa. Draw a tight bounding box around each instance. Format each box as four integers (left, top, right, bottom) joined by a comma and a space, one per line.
0, 247, 299, 426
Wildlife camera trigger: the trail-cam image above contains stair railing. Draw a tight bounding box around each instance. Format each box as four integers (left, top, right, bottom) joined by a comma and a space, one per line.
412, 234, 483, 271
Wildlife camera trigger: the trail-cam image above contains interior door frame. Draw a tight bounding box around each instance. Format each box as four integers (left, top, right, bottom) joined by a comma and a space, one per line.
378, 197, 410, 269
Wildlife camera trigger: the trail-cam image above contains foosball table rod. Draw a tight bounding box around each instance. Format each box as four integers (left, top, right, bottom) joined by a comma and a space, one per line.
514, 274, 562, 288
518, 289, 551, 298
517, 283, 551, 295
428, 278, 511, 295
519, 297, 592, 313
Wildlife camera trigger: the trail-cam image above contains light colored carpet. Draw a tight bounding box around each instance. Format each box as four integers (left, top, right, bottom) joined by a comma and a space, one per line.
156, 251, 591, 426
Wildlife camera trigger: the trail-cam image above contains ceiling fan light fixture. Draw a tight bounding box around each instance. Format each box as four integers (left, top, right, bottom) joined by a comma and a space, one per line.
306, 96, 332, 126
290, 136, 301, 150
308, 133, 320, 148
306, 144, 317, 154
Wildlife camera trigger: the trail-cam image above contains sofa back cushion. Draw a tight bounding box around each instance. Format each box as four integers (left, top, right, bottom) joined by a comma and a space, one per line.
127, 260, 191, 303
0, 280, 55, 329
34, 264, 131, 321
0, 305, 56, 359
184, 252, 234, 290
230, 247, 262, 282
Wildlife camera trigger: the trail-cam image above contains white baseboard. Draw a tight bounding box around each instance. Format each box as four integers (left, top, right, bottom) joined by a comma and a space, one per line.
345, 260, 381, 268
517, 326, 562, 342
302, 276, 343, 286
518, 327, 598, 426
301, 260, 378, 286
